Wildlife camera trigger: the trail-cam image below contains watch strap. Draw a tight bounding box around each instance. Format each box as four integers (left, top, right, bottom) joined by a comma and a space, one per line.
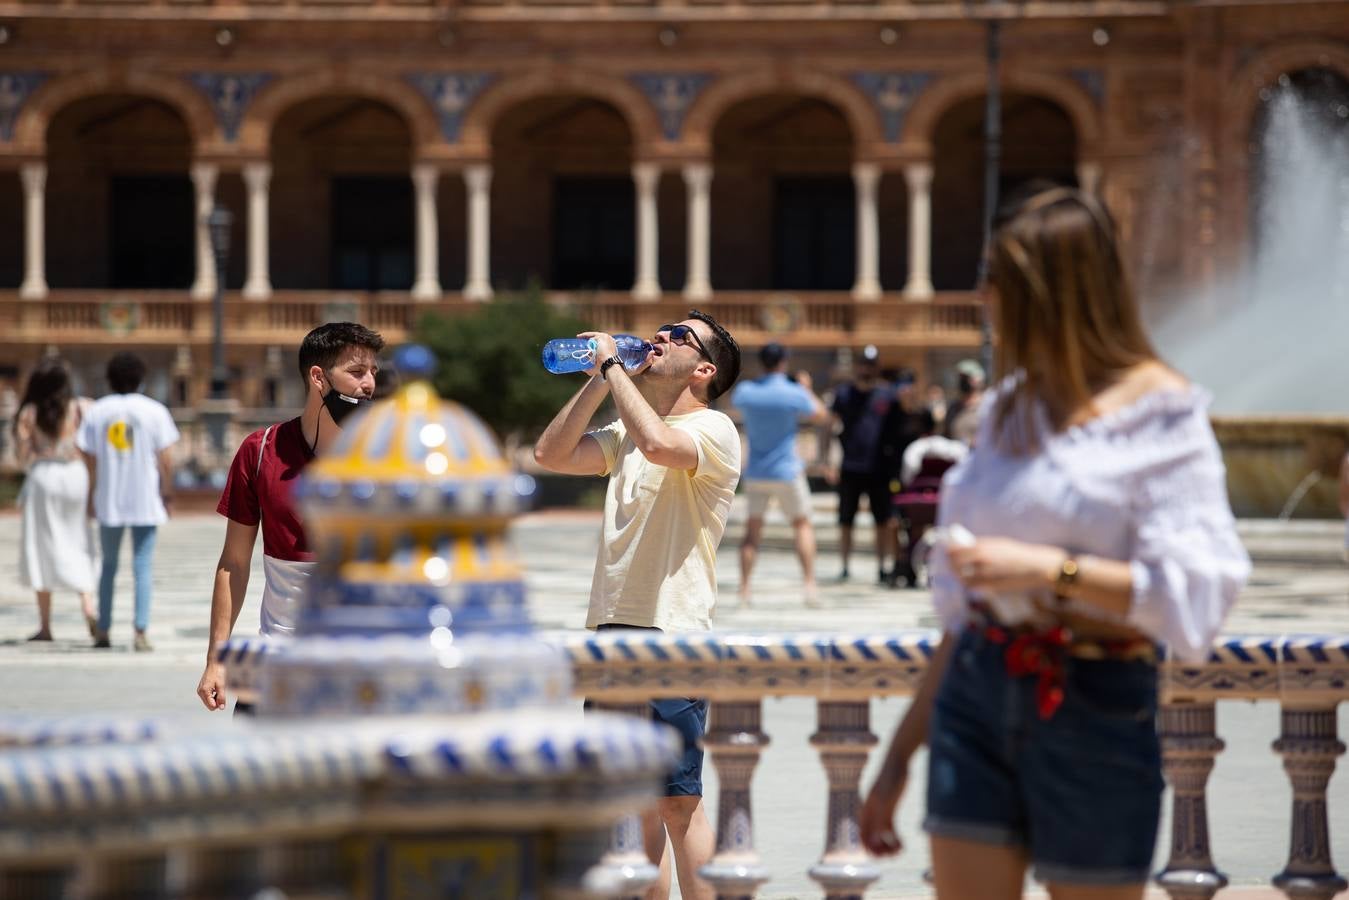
600, 356, 624, 380
1054, 556, 1080, 598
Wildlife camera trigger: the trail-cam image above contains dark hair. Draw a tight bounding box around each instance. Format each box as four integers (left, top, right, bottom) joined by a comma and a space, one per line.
759, 343, 786, 370
686, 309, 741, 402
107, 352, 146, 394
298, 323, 386, 386
16, 359, 72, 441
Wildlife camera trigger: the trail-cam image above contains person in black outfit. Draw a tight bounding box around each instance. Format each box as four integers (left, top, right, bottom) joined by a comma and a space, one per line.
831, 348, 900, 583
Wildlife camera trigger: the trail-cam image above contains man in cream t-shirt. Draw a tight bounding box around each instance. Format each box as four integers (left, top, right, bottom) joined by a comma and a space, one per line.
534, 310, 741, 900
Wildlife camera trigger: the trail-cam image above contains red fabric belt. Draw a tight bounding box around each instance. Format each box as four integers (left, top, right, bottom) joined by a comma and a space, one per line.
969, 604, 1156, 721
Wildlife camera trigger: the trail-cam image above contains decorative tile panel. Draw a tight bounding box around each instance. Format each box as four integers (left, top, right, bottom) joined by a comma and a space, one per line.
405, 72, 494, 143
0, 72, 49, 142
186, 72, 274, 142
1067, 67, 1106, 107
629, 73, 715, 141
849, 71, 933, 143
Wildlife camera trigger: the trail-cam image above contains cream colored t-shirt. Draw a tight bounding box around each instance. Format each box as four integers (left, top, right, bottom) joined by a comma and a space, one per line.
585, 408, 741, 633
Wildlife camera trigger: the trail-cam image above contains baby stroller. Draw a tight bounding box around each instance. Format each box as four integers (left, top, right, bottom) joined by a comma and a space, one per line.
893, 437, 968, 587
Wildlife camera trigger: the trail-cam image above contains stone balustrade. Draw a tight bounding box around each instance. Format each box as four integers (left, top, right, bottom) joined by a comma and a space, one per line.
216, 630, 1349, 900
0, 711, 680, 900
0, 291, 984, 350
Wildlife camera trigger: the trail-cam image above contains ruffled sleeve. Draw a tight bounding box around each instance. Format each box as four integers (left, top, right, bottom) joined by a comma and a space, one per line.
926, 538, 967, 635
1126, 396, 1250, 663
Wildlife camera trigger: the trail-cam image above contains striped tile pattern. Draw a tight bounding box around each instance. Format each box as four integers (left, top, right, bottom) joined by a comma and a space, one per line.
261, 634, 572, 716
0, 715, 162, 748
0, 729, 381, 817
225, 632, 1349, 705
383, 711, 682, 780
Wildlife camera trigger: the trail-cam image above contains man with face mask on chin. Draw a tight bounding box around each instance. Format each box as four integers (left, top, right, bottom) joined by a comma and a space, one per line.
534, 310, 742, 900
196, 322, 385, 714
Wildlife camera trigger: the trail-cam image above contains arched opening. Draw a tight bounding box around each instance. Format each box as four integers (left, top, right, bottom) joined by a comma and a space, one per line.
930, 94, 1077, 291
270, 96, 414, 291
490, 95, 635, 291
711, 95, 855, 291
46, 94, 194, 289
0, 171, 20, 288
1248, 67, 1349, 264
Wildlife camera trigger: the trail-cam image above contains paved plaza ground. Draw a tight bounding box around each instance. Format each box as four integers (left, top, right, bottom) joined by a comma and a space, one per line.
0, 500, 1346, 899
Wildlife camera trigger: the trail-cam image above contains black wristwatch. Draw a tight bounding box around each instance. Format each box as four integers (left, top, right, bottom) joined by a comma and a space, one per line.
599, 356, 624, 380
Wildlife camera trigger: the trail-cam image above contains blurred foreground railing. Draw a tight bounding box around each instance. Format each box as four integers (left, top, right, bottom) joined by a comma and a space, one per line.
220, 631, 1349, 900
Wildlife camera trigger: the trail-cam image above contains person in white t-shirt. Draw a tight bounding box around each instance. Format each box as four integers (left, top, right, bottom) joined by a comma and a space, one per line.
77, 353, 179, 651
534, 310, 742, 900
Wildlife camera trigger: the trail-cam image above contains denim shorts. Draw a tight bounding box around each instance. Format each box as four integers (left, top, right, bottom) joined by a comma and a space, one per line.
590, 624, 709, 797
924, 627, 1164, 886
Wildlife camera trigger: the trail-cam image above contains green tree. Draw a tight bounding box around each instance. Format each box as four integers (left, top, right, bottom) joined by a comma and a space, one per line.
415, 286, 595, 444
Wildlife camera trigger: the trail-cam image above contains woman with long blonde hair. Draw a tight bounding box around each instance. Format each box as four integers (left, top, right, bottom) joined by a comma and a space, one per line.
859, 184, 1249, 899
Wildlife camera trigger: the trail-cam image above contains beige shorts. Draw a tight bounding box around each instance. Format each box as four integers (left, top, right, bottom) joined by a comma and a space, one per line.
744, 475, 813, 522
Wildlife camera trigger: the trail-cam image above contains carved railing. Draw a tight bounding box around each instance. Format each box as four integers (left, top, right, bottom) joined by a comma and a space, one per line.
0, 290, 983, 349
221, 631, 1349, 900
0, 0, 1169, 17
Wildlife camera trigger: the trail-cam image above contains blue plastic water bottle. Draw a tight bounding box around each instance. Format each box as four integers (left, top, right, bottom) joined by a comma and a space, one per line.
541, 335, 654, 374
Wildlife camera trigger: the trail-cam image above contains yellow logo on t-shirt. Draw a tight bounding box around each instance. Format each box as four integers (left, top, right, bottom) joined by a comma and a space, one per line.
106, 420, 134, 451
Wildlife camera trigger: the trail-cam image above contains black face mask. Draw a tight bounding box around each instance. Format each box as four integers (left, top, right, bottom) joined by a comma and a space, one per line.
321, 376, 368, 426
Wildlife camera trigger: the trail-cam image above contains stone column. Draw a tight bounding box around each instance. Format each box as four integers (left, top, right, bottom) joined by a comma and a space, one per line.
550, 825, 622, 900
700, 700, 771, 899
241, 162, 272, 300
1271, 706, 1347, 900
903, 162, 935, 300
182, 846, 265, 900
683, 163, 712, 302
1077, 161, 1103, 196
411, 163, 442, 300
464, 164, 493, 302
0, 867, 76, 900
587, 700, 660, 900
1155, 702, 1228, 900
190, 163, 219, 300
266, 838, 348, 899
808, 701, 881, 899
19, 162, 48, 300
852, 163, 882, 301
633, 162, 662, 301
86, 855, 170, 900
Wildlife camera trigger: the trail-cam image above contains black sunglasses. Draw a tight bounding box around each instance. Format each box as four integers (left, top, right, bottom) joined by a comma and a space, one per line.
657, 323, 713, 362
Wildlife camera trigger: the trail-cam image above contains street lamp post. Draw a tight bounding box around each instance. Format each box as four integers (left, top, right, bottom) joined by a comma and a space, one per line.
208, 207, 233, 403
203, 207, 235, 466
977, 12, 1003, 384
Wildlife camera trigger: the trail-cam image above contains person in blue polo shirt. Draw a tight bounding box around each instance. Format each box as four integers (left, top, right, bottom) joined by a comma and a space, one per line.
731, 343, 829, 607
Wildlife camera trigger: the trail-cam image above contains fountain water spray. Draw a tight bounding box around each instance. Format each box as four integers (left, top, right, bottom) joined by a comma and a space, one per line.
1150, 74, 1349, 415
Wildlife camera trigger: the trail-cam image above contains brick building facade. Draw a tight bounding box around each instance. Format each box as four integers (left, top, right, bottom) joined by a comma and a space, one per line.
0, 0, 1346, 417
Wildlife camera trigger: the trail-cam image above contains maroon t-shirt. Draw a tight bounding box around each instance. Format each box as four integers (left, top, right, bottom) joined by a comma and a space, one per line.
216, 418, 314, 562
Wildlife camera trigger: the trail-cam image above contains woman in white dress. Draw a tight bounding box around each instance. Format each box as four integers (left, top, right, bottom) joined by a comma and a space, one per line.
13, 359, 98, 641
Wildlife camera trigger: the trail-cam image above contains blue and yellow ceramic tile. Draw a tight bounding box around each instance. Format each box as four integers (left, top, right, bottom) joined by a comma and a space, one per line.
294, 345, 535, 637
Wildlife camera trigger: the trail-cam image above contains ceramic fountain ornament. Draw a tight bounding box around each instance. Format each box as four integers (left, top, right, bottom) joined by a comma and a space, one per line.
260, 343, 570, 717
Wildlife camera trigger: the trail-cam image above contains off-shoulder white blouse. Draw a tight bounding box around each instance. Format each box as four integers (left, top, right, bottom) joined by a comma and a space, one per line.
930, 373, 1251, 664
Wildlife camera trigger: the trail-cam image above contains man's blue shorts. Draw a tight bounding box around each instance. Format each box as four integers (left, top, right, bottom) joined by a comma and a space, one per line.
591, 624, 709, 798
